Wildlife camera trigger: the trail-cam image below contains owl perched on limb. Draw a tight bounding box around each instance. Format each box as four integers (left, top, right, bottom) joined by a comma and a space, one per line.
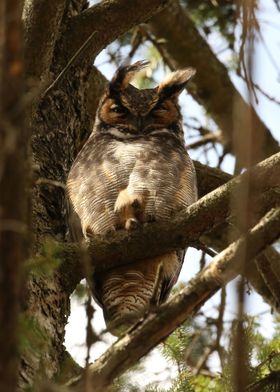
67, 61, 197, 336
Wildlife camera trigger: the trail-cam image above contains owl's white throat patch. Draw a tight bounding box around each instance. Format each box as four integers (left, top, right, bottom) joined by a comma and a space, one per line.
107, 127, 176, 140
107, 128, 139, 139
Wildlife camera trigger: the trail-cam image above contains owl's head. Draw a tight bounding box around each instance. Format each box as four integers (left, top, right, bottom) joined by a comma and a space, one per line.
96, 60, 195, 137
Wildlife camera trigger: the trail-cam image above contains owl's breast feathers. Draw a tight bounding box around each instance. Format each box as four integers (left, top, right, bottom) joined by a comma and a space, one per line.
67, 131, 197, 335
67, 132, 196, 235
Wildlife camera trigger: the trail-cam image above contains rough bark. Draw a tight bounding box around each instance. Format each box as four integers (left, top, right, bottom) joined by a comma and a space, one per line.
60, 0, 169, 67
0, 1, 27, 391
149, 1, 279, 163
19, 0, 91, 387
68, 207, 280, 392
23, 0, 66, 81
86, 66, 107, 126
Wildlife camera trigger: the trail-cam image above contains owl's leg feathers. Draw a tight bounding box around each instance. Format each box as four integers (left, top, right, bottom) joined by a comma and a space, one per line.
114, 189, 144, 230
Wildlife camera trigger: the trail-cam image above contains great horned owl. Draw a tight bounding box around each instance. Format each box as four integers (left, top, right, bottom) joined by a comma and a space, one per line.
67, 61, 197, 336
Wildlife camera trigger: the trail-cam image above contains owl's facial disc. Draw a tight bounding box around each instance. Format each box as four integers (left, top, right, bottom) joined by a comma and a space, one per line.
98, 87, 180, 134
98, 61, 196, 135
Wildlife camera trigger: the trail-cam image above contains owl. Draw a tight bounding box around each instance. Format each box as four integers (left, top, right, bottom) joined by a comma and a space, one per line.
67, 61, 197, 336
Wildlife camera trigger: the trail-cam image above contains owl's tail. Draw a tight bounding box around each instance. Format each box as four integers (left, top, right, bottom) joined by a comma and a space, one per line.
94, 252, 181, 336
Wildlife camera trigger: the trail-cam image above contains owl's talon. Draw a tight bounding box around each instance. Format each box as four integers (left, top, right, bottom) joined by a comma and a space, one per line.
125, 218, 140, 230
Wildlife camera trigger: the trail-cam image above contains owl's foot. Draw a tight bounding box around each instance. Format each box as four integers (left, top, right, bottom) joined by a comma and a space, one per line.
125, 217, 140, 230
114, 189, 143, 213
114, 189, 144, 230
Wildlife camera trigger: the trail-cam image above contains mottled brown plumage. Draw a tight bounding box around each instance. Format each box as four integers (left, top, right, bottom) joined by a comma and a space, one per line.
67, 61, 197, 335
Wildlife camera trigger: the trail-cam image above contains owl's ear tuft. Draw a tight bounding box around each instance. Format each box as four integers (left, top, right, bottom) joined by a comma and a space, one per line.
109, 60, 149, 95
158, 68, 196, 99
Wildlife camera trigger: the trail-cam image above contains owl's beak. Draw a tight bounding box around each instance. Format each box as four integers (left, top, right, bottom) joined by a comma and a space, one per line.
136, 116, 144, 132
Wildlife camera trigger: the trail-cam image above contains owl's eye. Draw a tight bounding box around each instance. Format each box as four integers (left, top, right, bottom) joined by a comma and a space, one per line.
152, 103, 168, 113
110, 104, 127, 114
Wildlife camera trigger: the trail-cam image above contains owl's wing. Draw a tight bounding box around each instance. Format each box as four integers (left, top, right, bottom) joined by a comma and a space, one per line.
66, 198, 84, 243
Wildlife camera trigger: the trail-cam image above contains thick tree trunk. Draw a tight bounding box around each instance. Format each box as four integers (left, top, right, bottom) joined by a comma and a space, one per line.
19, 0, 92, 387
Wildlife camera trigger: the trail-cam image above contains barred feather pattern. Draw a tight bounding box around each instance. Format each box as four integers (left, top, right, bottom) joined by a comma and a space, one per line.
67, 130, 197, 334
67, 62, 197, 335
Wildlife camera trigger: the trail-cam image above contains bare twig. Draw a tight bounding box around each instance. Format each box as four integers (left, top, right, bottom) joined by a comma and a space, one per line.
43, 31, 97, 96
36, 178, 66, 189
138, 25, 175, 71
216, 287, 226, 368
242, 78, 280, 105
186, 131, 222, 150
192, 345, 214, 376
127, 27, 143, 60
192, 242, 217, 258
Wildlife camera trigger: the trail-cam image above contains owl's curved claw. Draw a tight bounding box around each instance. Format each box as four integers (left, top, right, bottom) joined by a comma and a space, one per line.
125, 218, 140, 230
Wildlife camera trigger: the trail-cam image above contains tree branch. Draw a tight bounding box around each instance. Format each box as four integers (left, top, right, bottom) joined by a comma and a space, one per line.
23, 0, 66, 80
201, 185, 280, 309
148, 1, 279, 163
60, 152, 280, 292
67, 207, 280, 392
20, 1, 93, 386
254, 251, 280, 307
60, 0, 169, 67
186, 131, 222, 150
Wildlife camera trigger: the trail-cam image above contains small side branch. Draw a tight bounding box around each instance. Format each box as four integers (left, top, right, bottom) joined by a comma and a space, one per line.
186, 131, 222, 150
